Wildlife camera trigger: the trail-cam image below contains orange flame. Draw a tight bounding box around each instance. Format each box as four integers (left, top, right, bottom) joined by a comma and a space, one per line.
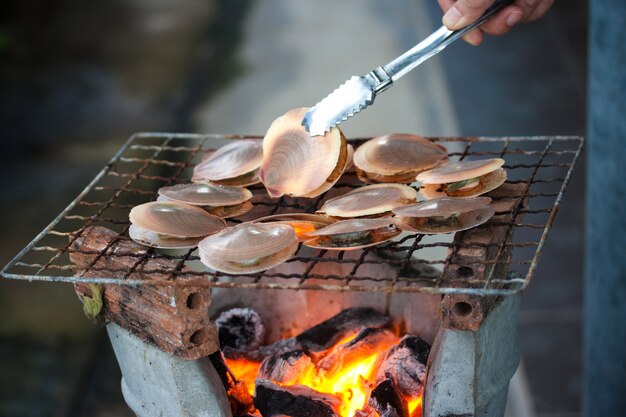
224, 332, 423, 417
224, 357, 261, 396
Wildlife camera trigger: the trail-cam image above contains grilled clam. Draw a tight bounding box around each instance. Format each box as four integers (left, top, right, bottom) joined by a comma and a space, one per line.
259, 108, 348, 198
198, 223, 298, 274
393, 197, 495, 234
253, 213, 335, 241
192, 139, 263, 187
354, 133, 448, 184
303, 218, 399, 250
158, 182, 253, 218
416, 158, 507, 199
317, 184, 417, 218
129, 201, 226, 248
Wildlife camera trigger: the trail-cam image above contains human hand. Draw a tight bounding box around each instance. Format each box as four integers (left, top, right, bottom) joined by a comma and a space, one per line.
438, 0, 555, 45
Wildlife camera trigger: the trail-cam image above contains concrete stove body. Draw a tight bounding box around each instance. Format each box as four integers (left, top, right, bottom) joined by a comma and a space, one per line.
107, 291, 521, 417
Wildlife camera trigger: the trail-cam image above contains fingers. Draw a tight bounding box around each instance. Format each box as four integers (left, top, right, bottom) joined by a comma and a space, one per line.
438, 0, 556, 44
442, 0, 497, 30
438, 0, 484, 45
479, 4, 525, 35
526, 0, 555, 21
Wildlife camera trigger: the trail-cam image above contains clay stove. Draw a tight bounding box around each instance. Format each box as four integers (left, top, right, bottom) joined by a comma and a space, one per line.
0, 133, 583, 417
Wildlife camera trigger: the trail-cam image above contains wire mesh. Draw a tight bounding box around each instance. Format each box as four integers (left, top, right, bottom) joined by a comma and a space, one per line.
1, 133, 583, 295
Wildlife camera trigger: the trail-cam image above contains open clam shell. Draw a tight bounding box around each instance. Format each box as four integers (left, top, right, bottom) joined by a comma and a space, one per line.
303, 218, 400, 250
354, 134, 448, 184
416, 158, 506, 199
317, 184, 417, 218
259, 108, 348, 198
198, 223, 299, 274
395, 205, 496, 234
158, 182, 252, 206
253, 213, 335, 240
128, 224, 203, 249
192, 140, 263, 186
129, 201, 226, 238
393, 196, 492, 217
158, 182, 253, 218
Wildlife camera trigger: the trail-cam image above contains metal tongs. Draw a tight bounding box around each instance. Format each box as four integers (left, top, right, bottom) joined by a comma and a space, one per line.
302, 0, 515, 136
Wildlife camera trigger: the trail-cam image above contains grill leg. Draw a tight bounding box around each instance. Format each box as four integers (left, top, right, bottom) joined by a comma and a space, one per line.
106, 323, 232, 417
424, 294, 521, 417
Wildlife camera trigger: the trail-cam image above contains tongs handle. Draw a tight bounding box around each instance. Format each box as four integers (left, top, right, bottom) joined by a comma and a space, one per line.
374, 0, 515, 90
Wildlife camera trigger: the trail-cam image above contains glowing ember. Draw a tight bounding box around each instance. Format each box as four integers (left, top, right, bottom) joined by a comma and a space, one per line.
224, 331, 424, 417
225, 357, 261, 397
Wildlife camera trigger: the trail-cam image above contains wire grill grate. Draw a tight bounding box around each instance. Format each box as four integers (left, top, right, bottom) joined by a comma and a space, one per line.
1, 133, 583, 295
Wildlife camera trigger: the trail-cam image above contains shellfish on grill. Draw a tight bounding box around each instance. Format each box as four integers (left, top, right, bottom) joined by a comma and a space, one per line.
158, 182, 253, 218
253, 213, 335, 241
198, 223, 299, 274
128, 201, 226, 248
193, 139, 263, 187
416, 158, 507, 199
303, 218, 400, 250
259, 108, 348, 198
317, 184, 417, 218
353, 133, 448, 184
393, 196, 495, 234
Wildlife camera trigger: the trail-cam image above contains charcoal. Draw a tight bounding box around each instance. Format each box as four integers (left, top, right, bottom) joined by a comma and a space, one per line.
258, 349, 312, 385
376, 335, 430, 397
209, 352, 255, 416
254, 379, 341, 417
318, 327, 396, 375
296, 307, 390, 354
368, 378, 408, 417
216, 308, 265, 351
222, 337, 301, 363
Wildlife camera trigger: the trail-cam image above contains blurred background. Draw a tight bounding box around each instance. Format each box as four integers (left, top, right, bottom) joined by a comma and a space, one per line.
0, 0, 586, 416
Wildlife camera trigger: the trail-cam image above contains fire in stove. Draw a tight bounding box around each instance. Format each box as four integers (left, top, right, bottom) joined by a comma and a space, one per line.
212, 307, 430, 417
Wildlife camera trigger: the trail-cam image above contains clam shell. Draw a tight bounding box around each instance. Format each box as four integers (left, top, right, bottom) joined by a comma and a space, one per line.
307, 218, 396, 237
198, 223, 298, 274
317, 184, 417, 218
128, 224, 202, 249
354, 134, 448, 183
392, 196, 492, 217
303, 218, 400, 251
207, 200, 254, 218
158, 183, 252, 206
129, 201, 226, 238
416, 158, 504, 184
192, 139, 263, 182
344, 143, 355, 171
395, 206, 496, 234
209, 169, 261, 187
421, 168, 507, 199
254, 213, 335, 240
259, 108, 347, 198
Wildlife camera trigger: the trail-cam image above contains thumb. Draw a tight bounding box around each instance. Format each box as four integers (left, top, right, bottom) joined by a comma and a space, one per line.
443, 0, 497, 30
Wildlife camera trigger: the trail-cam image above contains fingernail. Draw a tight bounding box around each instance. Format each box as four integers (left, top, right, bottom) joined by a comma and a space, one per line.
443, 6, 464, 28
507, 11, 524, 26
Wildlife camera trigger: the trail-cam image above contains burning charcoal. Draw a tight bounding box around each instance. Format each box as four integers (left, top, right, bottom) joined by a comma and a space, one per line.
296, 307, 390, 354
368, 379, 409, 417
254, 379, 342, 417
258, 349, 312, 385
209, 352, 255, 416
318, 327, 397, 375
376, 335, 430, 397
216, 308, 265, 351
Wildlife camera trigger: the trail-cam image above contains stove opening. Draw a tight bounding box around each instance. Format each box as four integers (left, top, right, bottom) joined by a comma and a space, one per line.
214, 307, 430, 417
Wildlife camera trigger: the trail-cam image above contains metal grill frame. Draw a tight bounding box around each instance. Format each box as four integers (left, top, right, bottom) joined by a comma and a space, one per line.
1, 133, 583, 296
